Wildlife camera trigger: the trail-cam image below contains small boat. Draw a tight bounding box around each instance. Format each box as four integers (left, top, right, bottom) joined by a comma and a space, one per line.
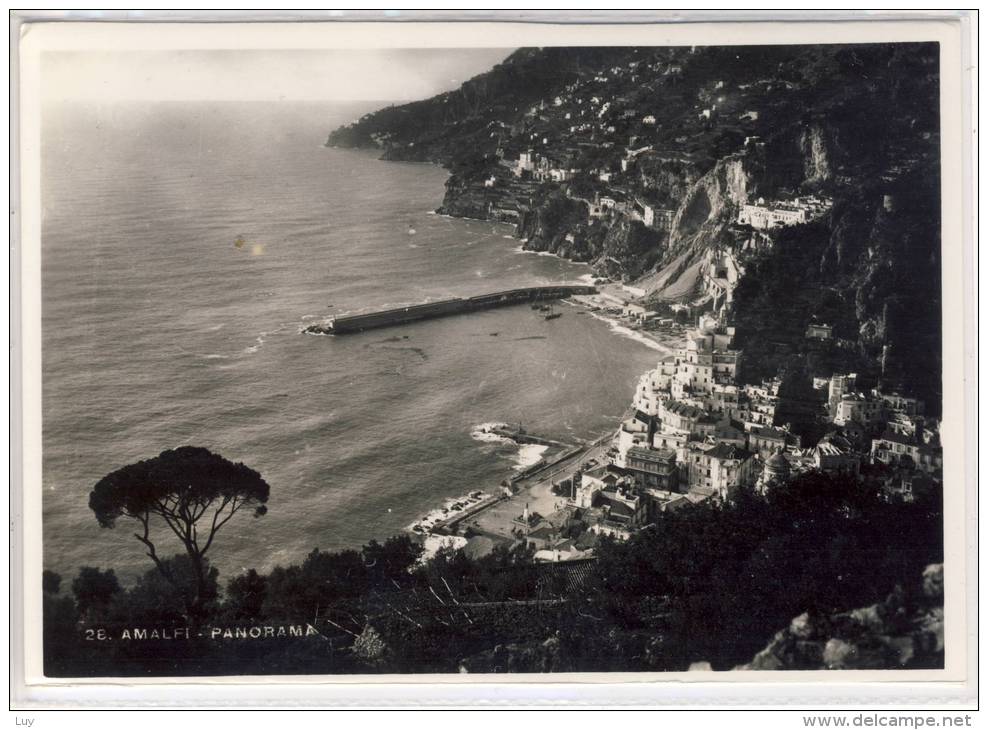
544, 304, 562, 321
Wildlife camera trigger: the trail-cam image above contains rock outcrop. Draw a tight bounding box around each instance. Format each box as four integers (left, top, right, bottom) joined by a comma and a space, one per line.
799, 125, 832, 185
736, 564, 944, 670
459, 634, 563, 674
667, 154, 749, 253
435, 174, 497, 220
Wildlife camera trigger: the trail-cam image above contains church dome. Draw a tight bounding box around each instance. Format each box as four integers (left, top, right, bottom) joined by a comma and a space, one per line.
764, 449, 790, 477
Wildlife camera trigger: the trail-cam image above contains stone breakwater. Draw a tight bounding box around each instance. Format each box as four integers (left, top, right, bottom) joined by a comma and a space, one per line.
305, 285, 597, 335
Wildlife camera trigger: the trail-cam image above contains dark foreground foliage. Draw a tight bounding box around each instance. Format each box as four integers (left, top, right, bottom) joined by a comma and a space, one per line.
44, 471, 942, 676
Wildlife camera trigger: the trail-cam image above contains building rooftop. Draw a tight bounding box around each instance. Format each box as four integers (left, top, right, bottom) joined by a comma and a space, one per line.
583, 464, 621, 484
644, 488, 680, 501
817, 432, 856, 454
663, 400, 707, 419
633, 409, 657, 425
874, 388, 923, 403
627, 446, 676, 464
528, 525, 556, 540
875, 431, 921, 448
748, 424, 788, 439
532, 557, 598, 595
715, 423, 746, 440
765, 450, 791, 469
621, 418, 648, 434
705, 442, 753, 461
815, 442, 850, 457
599, 493, 637, 518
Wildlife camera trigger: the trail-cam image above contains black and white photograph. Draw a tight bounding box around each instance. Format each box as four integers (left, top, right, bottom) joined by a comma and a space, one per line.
13, 16, 972, 691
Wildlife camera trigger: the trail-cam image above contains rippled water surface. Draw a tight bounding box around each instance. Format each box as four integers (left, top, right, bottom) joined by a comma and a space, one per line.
42, 101, 661, 582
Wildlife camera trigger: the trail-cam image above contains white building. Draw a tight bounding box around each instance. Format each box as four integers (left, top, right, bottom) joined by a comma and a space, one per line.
805, 323, 833, 340
614, 417, 651, 468
632, 355, 677, 414
828, 373, 858, 418
873, 389, 925, 416
641, 202, 655, 226
574, 465, 619, 508
737, 196, 833, 230
834, 394, 885, 428
514, 150, 536, 178
738, 202, 809, 229
671, 318, 740, 400
684, 442, 757, 500
871, 432, 942, 476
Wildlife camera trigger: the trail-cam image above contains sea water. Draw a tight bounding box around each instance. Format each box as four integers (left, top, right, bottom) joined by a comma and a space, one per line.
41, 101, 662, 582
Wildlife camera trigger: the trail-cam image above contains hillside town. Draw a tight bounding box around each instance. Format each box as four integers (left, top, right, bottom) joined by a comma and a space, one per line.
458, 303, 943, 564
379, 48, 942, 566
430, 50, 849, 253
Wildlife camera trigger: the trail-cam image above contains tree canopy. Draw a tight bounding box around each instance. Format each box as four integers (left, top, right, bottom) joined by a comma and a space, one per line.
89, 446, 270, 618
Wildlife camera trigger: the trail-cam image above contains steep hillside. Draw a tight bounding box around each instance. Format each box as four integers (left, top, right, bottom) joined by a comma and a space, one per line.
327, 47, 642, 165
327, 43, 941, 410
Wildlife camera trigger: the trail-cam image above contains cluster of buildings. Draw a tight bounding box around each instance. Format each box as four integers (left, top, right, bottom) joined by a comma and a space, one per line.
486, 61, 788, 250
433, 55, 945, 565
823, 373, 943, 498
737, 195, 833, 230
470, 50, 836, 271
699, 247, 745, 314
522, 312, 942, 555
523, 315, 788, 546
634, 198, 676, 231
574, 190, 675, 238
512, 150, 580, 183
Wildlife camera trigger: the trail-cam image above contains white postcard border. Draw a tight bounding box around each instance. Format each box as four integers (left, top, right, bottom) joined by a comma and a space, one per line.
11, 12, 977, 706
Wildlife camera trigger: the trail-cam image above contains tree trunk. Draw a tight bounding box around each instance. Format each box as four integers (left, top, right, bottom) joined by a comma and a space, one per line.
187, 549, 209, 627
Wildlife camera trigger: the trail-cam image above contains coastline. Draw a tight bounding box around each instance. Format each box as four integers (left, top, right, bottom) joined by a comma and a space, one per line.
45, 114, 659, 583
314, 152, 680, 560
293, 160, 673, 559
565, 295, 678, 354
404, 292, 684, 554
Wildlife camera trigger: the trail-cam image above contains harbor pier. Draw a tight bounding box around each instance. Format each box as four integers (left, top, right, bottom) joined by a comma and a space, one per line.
305, 284, 597, 335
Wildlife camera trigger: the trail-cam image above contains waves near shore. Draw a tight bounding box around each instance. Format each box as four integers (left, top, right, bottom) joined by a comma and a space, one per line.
470, 422, 550, 470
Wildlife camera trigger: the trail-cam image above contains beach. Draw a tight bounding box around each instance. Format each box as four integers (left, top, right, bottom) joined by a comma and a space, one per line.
404, 308, 682, 550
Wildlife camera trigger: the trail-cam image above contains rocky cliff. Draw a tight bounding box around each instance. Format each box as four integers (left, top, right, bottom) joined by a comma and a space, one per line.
327, 42, 941, 408
665, 153, 750, 260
